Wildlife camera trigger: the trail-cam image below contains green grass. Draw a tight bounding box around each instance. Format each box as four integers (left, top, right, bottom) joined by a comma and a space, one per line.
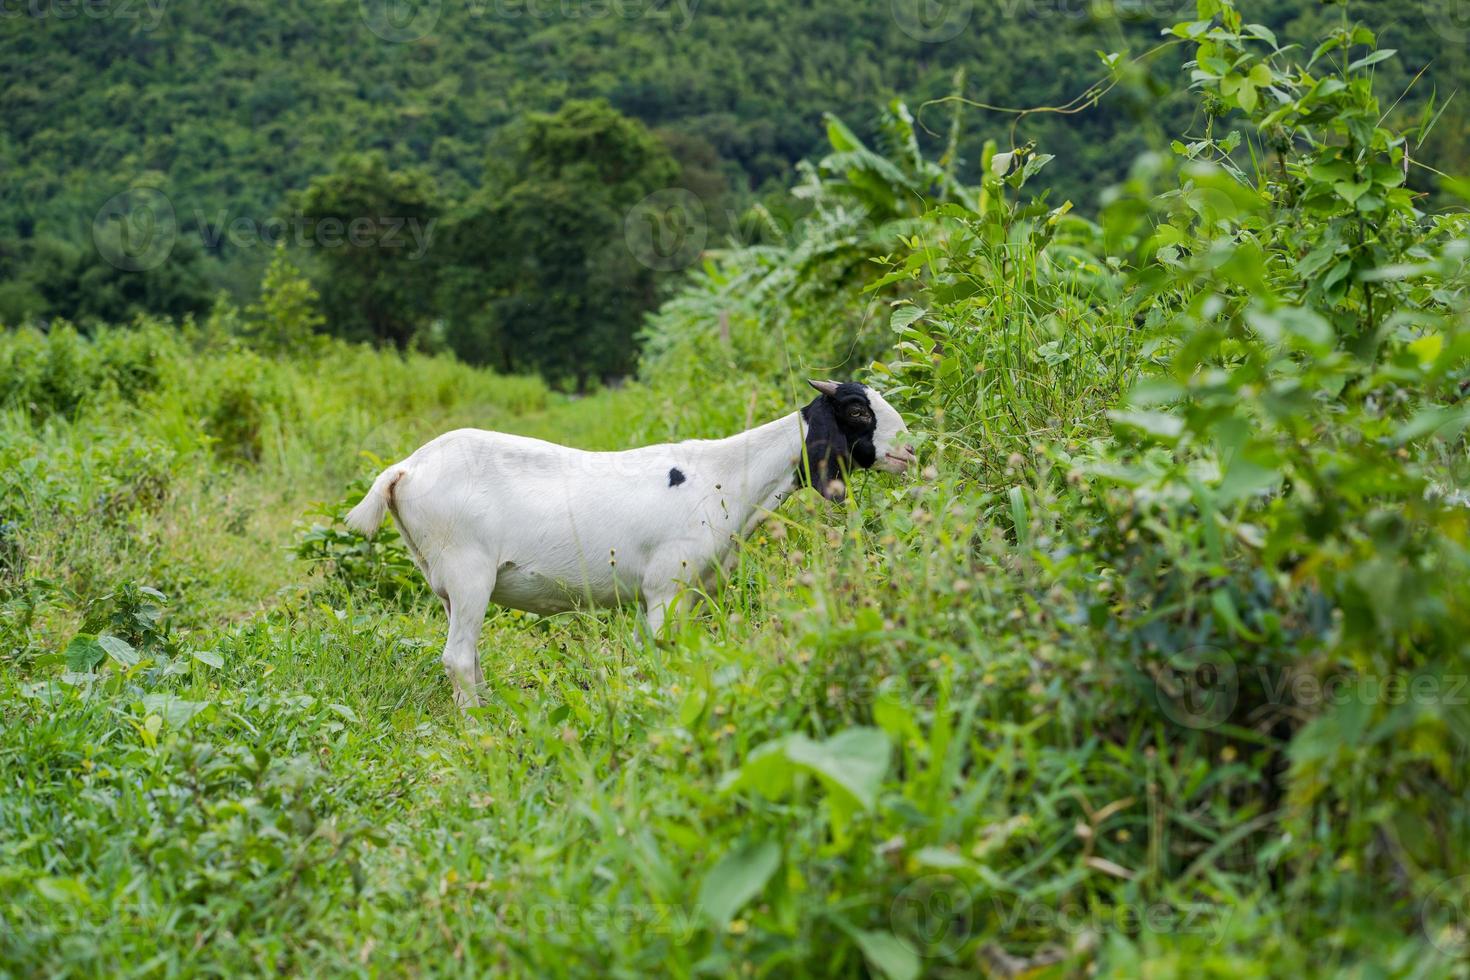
1, 326, 1461, 978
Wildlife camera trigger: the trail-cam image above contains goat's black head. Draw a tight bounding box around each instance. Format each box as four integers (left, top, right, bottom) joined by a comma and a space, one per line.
797, 379, 914, 501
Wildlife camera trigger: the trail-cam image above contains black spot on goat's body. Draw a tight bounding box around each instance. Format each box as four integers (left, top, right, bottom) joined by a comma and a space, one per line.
668, 467, 686, 487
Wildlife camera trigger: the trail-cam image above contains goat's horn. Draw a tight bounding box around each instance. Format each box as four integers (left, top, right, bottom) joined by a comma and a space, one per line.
807, 379, 840, 397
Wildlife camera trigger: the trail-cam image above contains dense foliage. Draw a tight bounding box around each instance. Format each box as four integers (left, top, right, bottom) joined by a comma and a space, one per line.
2, 0, 1470, 976
4, 0, 1470, 366
436, 98, 683, 384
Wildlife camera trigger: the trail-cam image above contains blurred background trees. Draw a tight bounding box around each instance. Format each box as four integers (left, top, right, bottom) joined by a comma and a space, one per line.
437, 99, 679, 387
3, 0, 1468, 388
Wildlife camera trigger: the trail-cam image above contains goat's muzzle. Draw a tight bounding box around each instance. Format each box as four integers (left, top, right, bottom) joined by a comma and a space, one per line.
878, 444, 917, 474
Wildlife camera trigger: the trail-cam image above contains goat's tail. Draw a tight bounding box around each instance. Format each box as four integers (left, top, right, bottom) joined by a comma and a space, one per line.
344, 464, 406, 536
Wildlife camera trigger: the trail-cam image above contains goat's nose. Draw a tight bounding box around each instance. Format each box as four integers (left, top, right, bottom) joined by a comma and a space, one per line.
904, 444, 916, 456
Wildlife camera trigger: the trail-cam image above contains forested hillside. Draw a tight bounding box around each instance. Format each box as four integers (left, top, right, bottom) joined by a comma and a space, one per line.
4, 0, 1468, 363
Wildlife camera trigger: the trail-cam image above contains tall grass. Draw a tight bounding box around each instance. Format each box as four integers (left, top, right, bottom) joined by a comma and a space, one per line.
0, 321, 549, 625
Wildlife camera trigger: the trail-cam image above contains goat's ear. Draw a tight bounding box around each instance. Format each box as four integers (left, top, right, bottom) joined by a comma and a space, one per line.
807, 379, 840, 398
801, 395, 850, 501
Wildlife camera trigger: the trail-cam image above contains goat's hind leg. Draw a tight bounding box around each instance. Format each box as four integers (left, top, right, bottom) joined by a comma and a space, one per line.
441, 566, 494, 712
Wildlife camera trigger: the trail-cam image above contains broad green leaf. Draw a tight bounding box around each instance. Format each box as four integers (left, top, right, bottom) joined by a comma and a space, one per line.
1443, 176, 1470, 203
1306, 36, 1342, 68
98, 634, 140, 667
1244, 23, 1277, 48
785, 727, 890, 813
853, 930, 920, 980
64, 635, 106, 672
823, 113, 864, 153
1109, 410, 1184, 442
1236, 81, 1258, 113
1348, 49, 1396, 73
141, 694, 209, 727
678, 685, 708, 727
1395, 406, 1469, 445
1408, 332, 1444, 366
34, 877, 91, 904
1009, 486, 1030, 550
192, 649, 224, 669
1216, 457, 1281, 504
1246, 306, 1332, 350
1321, 259, 1353, 296
328, 703, 360, 723
1211, 590, 1261, 641
1295, 243, 1340, 278
889, 305, 927, 333
719, 738, 797, 799
873, 688, 923, 747
698, 839, 780, 927
1019, 153, 1055, 182
1128, 378, 1184, 406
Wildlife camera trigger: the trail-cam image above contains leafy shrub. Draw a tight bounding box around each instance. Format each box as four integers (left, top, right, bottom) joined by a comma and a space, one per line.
627, 3, 1470, 970
243, 244, 328, 354
639, 97, 973, 395
293, 474, 429, 607
0, 321, 182, 420
198, 349, 295, 463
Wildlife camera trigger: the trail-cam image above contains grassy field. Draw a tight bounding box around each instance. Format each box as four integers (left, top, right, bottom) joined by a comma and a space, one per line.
0, 312, 1462, 975
5, 3, 1470, 976
0, 329, 1175, 976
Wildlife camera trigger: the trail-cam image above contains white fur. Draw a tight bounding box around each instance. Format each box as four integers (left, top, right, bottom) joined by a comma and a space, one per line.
868, 393, 912, 474
345, 385, 911, 707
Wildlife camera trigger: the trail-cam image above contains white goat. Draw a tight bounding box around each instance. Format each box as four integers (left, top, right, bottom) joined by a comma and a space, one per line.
345, 380, 914, 707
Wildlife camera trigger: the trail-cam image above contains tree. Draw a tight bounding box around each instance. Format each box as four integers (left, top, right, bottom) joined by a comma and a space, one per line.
438, 100, 680, 389
244, 245, 326, 352
0, 234, 210, 329
292, 153, 441, 349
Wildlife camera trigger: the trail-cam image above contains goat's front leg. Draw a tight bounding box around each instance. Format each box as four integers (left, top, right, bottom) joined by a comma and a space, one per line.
641, 546, 717, 638
442, 572, 494, 712
641, 577, 694, 639
643, 591, 678, 636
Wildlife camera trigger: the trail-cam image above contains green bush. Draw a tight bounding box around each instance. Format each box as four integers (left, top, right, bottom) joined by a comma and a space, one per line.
0, 322, 182, 421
